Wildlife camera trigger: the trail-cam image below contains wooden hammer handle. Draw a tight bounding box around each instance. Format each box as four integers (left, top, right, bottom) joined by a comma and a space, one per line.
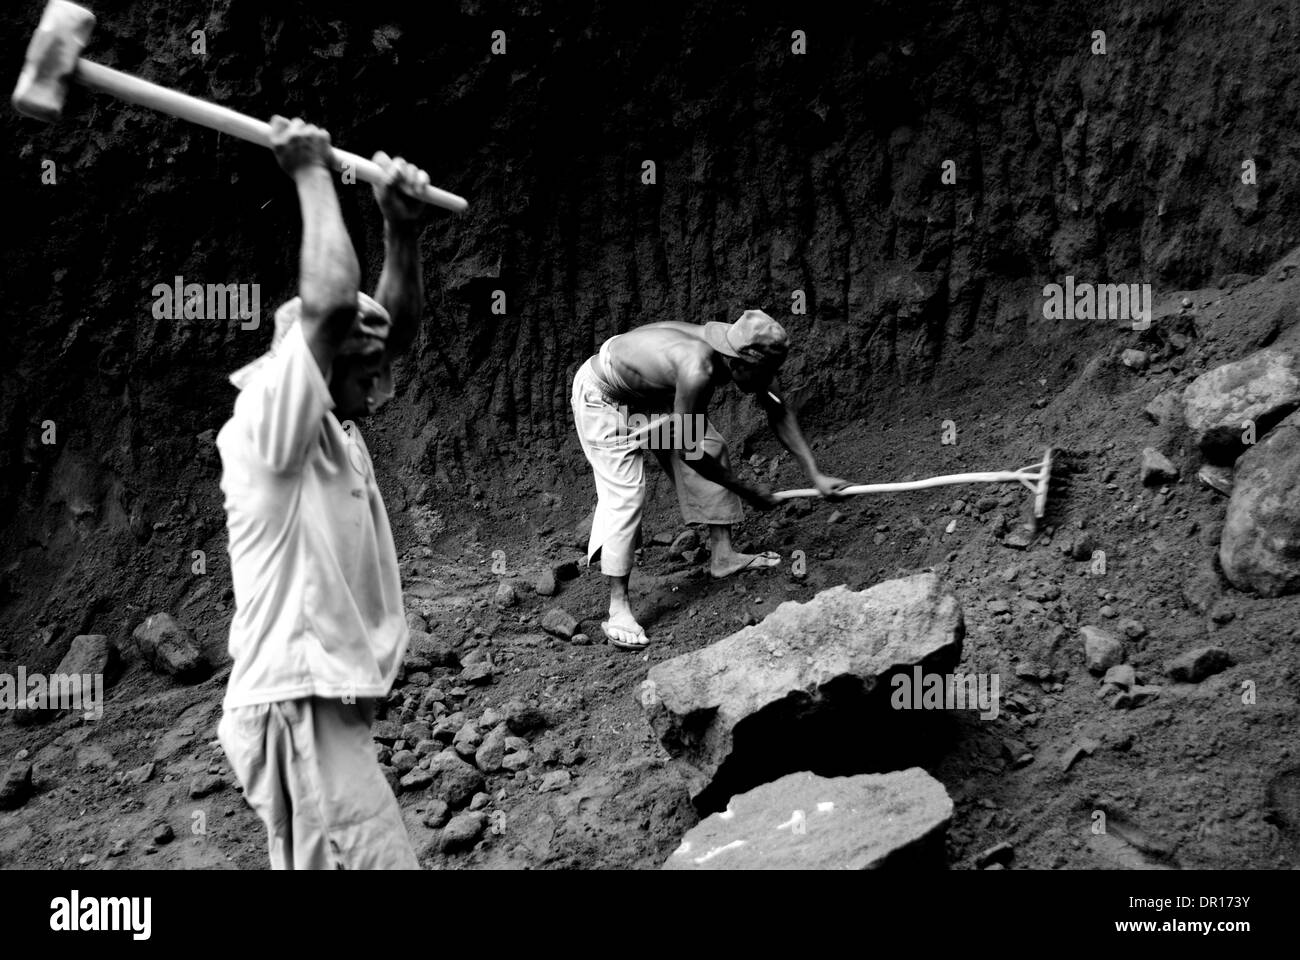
74, 59, 468, 213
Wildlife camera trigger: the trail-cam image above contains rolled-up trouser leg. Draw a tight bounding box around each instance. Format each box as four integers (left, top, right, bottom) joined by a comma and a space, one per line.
571, 359, 645, 577
220, 697, 420, 870
657, 419, 745, 525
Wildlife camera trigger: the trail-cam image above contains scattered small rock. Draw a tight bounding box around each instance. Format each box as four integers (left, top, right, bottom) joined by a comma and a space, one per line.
1140, 448, 1179, 486
475, 724, 510, 773
1112, 685, 1161, 709
400, 767, 435, 790
539, 770, 572, 793
1118, 619, 1147, 640
669, 530, 699, 554
1121, 349, 1149, 371
453, 724, 483, 759
1080, 626, 1125, 675
390, 750, 418, 775
428, 751, 486, 808
501, 750, 532, 772
189, 774, 225, 799
503, 700, 549, 735
552, 560, 580, 582
534, 570, 557, 597
494, 582, 518, 608
421, 799, 451, 828
459, 661, 494, 686
1061, 738, 1100, 772
540, 608, 579, 640
124, 761, 156, 785
1003, 531, 1032, 550
0, 760, 34, 810
975, 841, 1015, 868
1103, 664, 1136, 689
129, 613, 208, 681
439, 811, 487, 851
1166, 647, 1234, 683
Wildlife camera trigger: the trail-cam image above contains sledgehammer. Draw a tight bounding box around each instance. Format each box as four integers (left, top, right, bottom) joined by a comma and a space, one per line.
12, 0, 468, 213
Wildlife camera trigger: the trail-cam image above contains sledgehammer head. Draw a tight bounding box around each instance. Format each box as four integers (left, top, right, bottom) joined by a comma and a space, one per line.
12, 0, 96, 122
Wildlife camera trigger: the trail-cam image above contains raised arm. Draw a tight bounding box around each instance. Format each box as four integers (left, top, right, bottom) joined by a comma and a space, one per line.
370, 152, 428, 356
270, 116, 360, 377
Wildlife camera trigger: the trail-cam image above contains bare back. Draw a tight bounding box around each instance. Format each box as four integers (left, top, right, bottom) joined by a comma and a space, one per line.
596, 322, 725, 409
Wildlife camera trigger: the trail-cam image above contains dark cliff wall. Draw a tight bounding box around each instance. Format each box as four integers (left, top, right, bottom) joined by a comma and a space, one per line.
3, 0, 1298, 643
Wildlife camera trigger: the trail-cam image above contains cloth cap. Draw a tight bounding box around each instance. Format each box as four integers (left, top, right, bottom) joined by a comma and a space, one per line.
701, 309, 790, 365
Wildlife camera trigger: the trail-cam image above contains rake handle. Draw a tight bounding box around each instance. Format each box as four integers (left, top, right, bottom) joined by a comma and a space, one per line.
773, 471, 1036, 501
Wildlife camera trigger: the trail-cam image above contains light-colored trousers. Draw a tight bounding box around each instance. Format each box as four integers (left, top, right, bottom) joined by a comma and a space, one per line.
219, 697, 419, 870
571, 357, 743, 577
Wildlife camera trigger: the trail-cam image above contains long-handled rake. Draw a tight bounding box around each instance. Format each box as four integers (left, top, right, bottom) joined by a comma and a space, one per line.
774, 447, 1058, 526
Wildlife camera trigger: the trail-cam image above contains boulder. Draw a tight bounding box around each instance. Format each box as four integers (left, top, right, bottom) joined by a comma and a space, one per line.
128, 613, 207, 681
640, 574, 962, 802
1183, 347, 1300, 463
662, 769, 952, 870
1220, 410, 1300, 596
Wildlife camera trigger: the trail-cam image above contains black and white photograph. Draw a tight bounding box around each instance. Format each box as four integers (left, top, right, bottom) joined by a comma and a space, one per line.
0, 0, 1292, 939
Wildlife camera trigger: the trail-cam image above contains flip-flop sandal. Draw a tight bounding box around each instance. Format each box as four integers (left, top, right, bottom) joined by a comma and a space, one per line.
710, 550, 782, 580
601, 620, 649, 650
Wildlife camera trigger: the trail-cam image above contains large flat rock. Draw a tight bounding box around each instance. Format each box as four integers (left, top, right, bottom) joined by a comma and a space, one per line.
640, 574, 963, 804
1183, 347, 1300, 464
662, 768, 952, 870
1220, 409, 1300, 596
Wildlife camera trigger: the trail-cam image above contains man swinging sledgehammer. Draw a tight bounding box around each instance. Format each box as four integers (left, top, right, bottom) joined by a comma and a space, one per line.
215, 117, 433, 869
571, 310, 850, 650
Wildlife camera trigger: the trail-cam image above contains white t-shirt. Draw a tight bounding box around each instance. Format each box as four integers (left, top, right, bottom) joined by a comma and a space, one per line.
216, 322, 408, 709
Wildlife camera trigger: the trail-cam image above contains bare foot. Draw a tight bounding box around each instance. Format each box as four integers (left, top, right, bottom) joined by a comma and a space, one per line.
601, 610, 648, 650
710, 550, 781, 580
